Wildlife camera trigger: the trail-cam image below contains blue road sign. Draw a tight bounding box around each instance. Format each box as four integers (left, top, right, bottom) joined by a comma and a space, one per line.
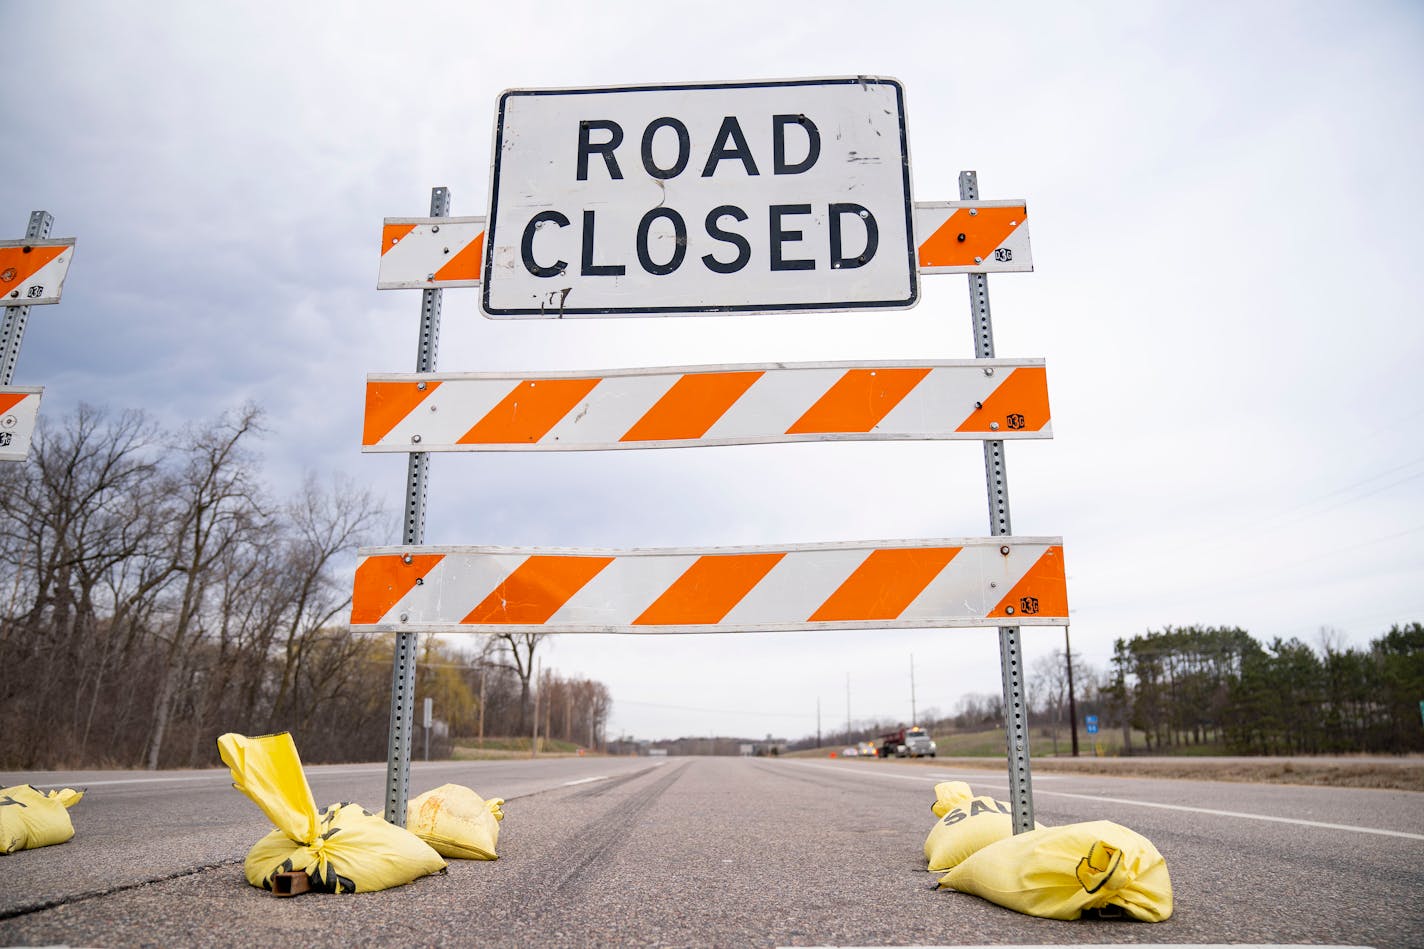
1085, 714, 1099, 734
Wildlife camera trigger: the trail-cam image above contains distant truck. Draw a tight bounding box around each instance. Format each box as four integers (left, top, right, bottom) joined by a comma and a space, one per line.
877, 725, 937, 758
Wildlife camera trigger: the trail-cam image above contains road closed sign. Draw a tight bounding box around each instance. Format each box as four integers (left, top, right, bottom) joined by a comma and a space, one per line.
482, 77, 918, 318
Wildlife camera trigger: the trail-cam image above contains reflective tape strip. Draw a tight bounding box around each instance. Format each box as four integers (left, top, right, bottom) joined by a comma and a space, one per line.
349, 538, 1068, 633
362, 359, 1051, 452
0, 386, 43, 461
375, 201, 1032, 289
0, 240, 76, 305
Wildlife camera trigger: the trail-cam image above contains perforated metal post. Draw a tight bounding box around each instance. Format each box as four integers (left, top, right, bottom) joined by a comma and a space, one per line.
385, 186, 449, 826
0, 211, 54, 386
960, 170, 1035, 833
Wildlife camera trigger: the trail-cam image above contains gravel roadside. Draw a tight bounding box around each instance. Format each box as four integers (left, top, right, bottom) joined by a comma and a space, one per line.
849, 753, 1424, 791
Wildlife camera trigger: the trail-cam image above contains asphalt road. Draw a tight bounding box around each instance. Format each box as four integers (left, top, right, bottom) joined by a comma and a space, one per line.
1, 755, 1420, 947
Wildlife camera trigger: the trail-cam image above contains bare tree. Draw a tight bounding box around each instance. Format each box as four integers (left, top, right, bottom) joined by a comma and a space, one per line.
143, 404, 268, 770
266, 473, 384, 730
493, 631, 546, 734
0, 402, 611, 769
0, 405, 168, 764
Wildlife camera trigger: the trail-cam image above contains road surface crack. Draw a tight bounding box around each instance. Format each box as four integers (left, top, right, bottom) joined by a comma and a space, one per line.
0, 856, 245, 921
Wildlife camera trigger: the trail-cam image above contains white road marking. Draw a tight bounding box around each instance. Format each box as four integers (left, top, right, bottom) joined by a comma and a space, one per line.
1028, 788, 1424, 841
925, 770, 1064, 781
785, 760, 1424, 841
19, 763, 427, 787
560, 775, 609, 787
8, 760, 609, 789
21, 775, 227, 787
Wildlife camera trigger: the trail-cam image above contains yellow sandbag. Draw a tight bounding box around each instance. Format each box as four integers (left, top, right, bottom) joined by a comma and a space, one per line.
0, 785, 84, 854
939, 819, 1173, 921
924, 781, 1044, 872
217, 732, 445, 893
243, 801, 448, 893
406, 784, 504, 860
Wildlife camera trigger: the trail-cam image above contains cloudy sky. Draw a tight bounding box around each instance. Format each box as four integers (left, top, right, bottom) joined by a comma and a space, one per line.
6, 2, 1422, 743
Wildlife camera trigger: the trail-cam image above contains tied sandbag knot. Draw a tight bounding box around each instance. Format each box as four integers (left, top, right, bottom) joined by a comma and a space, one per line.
1075, 840, 1127, 894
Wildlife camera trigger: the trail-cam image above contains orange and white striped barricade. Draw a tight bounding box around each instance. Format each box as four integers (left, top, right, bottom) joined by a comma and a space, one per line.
350, 538, 1067, 635
0, 387, 42, 461
0, 238, 76, 306
376, 202, 1031, 293
377, 217, 485, 289
913, 202, 1030, 274
362, 359, 1050, 452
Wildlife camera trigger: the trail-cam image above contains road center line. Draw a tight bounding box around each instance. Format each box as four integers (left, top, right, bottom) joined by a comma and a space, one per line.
560, 775, 609, 787
784, 760, 1424, 841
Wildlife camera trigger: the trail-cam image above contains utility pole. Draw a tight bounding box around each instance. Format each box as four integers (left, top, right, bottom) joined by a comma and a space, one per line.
544, 666, 553, 748
423, 696, 432, 762
531, 657, 541, 757
910, 653, 918, 725
845, 673, 851, 744
1066, 627, 1080, 757
816, 697, 822, 750
478, 665, 486, 749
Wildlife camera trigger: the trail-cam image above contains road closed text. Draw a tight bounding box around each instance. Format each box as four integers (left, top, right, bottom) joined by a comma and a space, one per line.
482, 78, 918, 317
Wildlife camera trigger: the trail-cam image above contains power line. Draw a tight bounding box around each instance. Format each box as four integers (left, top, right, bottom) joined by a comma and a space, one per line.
1266, 468, 1424, 530
1159, 454, 1424, 557
616, 698, 812, 719
1199, 522, 1424, 592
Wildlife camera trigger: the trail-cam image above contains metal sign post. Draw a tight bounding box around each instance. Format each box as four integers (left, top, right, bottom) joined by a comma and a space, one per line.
960, 169, 1035, 833
383, 186, 449, 827
1, 211, 54, 386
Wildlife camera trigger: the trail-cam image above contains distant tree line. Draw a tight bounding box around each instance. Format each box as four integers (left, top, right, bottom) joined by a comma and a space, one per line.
0, 405, 610, 770
785, 623, 1422, 757
415, 634, 613, 752
1105, 624, 1424, 755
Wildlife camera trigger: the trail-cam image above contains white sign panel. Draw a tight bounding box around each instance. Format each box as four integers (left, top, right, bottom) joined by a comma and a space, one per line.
482, 77, 918, 318
0, 387, 42, 462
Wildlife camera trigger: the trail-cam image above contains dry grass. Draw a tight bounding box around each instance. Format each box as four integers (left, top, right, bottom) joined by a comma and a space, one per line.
901, 755, 1424, 792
